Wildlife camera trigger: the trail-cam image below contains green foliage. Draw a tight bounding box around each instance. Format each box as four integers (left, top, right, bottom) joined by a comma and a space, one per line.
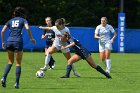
0, 0, 140, 28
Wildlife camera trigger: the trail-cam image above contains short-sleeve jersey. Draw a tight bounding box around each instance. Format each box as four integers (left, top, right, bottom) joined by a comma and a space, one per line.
68, 37, 91, 59
43, 28, 55, 45
43, 30, 55, 40
5, 17, 28, 42
51, 26, 70, 46
95, 24, 115, 42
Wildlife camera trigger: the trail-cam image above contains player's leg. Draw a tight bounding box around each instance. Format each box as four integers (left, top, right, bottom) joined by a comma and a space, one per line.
48, 56, 55, 70
62, 50, 80, 77
105, 49, 111, 73
14, 51, 23, 89
40, 46, 57, 71
100, 52, 106, 62
47, 47, 55, 70
61, 54, 81, 78
85, 56, 111, 78
1, 50, 14, 87
105, 42, 112, 73
99, 42, 106, 63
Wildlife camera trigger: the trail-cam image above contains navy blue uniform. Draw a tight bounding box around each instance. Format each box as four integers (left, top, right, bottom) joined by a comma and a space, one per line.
68, 38, 91, 59
43, 29, 55, 48
43, 28, 55, 68
5, 17, 28, 51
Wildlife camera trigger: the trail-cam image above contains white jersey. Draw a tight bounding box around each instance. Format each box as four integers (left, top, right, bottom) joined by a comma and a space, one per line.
50, 26, 70, 52
95, 24, 115, 43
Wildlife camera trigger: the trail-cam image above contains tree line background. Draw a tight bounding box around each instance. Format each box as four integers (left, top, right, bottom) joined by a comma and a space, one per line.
0, 0, 140, 28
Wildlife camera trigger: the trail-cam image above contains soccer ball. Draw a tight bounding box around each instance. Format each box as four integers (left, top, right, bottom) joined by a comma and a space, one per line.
36, 70, 45, 78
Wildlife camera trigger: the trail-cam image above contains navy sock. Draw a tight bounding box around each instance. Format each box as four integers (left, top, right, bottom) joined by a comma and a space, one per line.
49, 56, 55, 68
15, 66, 21, 85
96, 65, 108, 76
65, 64, 72, 77
3, 64, 12, 80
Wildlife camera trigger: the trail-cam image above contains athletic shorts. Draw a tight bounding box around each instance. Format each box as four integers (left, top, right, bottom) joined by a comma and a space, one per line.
6, 41, 23, 52
76, 47, 91, 60
52, 43, 70, 53
99, 41, 112, 52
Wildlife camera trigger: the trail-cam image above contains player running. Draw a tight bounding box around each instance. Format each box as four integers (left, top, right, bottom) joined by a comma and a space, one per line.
60, 32, 111, 78
1, 6, 36, 89
39, 18, 80, 77
94, 17, 116, 73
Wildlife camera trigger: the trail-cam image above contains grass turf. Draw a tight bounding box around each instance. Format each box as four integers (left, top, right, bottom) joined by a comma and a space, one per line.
0, 52, 140, 93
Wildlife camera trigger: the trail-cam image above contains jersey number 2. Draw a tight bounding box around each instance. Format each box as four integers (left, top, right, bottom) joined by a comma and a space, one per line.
12, 20, 19, 27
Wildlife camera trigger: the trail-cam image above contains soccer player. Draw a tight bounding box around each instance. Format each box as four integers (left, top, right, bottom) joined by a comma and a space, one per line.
94, 17, 116, 73
40, 17, 55, 70
39, 18, 80, 77
1, 6, 36, 89
60, 32, 111, 78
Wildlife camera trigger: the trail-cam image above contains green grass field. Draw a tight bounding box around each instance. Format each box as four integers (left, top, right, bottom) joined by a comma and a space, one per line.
0, 52, 140, 93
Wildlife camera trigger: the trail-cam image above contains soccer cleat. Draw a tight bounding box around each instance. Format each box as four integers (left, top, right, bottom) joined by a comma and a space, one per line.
1, 77, 6, 87
14, 83, 19, 89
73, 72, 80, 77
105, 72, 112, 79
40, 66, 47, 71
60, 75, 69, 78
51, 63, 55, 69
48, 68, 54, 71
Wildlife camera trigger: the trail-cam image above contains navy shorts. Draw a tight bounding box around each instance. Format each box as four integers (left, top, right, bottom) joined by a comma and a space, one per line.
76, 47, 91, 60
6, 41, 23, 52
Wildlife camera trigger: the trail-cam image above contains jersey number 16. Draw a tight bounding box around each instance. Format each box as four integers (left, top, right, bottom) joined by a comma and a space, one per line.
12, 20, 19, 27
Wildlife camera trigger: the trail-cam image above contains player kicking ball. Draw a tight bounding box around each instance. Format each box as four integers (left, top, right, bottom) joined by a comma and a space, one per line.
60, 32, 111, 79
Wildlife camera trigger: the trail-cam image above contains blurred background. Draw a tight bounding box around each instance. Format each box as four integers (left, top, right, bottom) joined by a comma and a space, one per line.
0, 0, 140, 28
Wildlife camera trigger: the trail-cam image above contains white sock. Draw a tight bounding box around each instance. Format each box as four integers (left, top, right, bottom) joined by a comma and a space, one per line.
45, 53, 51, 68
71, 64, 76, 73
106, 59, 111, 73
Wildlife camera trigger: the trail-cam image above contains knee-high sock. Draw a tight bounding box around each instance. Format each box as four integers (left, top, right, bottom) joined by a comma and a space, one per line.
15, 66, 21, 85
45, 53, 51, 68
71, 64, 76, 73
65, 64, 72, 77
96, 65, 109, 77
106, 59, 111, 72
49, 56, 55, 68
3, 64, 12, 80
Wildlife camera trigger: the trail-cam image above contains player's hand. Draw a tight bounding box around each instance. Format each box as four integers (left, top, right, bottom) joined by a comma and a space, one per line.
51, 38, 55, 41
39, 26, 43, 29
30, 39, 36, 44
110, 38, 114, 43
61, 46, 66, 50
99, 36, 104, 42
2, 43, 5, 49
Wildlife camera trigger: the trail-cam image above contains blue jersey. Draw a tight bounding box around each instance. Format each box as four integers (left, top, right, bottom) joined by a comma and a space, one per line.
43, 29, 55, 45
5, 17, 28, 42
68, 37, 91, 59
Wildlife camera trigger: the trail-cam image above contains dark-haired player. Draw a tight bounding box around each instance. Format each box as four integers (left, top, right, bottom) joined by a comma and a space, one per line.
1, 6, 36, 89
39, 18, 80, 77
60, 32, 111, 79
40, 17, 55, 70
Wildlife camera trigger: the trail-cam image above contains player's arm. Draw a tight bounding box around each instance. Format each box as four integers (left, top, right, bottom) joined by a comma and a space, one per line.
61, 42, 75, 49
41, 34, 47, 40
94, 33, 101, 39
1, 25, 8, 49
110, 32, 117, 43
24, 23, 36, 44
94, 26, 102, 39
39, 26, 51, 30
